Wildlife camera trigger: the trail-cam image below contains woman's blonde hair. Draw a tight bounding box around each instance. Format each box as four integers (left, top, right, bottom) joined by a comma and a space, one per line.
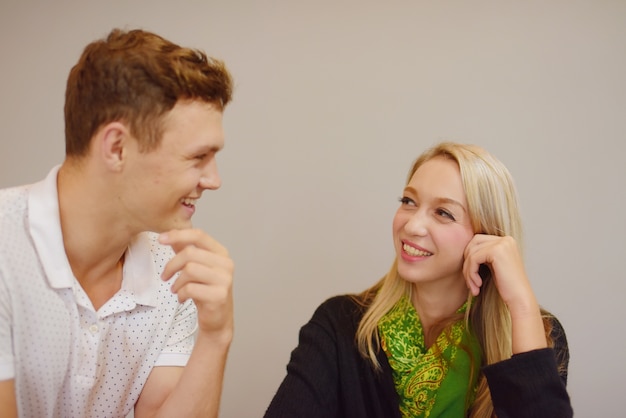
355, 142, 550, 417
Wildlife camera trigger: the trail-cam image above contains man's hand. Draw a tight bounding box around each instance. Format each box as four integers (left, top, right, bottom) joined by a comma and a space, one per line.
159, 228, 234, 343
0, 379, 17, 418
135, 229, 234, 418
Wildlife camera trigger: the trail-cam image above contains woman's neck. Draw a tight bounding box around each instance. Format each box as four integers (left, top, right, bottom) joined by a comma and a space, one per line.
411, 279, 468, 341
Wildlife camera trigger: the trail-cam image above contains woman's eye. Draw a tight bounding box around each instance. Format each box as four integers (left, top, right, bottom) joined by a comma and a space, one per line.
437, 209, 455, 220
398, 197, 415, 206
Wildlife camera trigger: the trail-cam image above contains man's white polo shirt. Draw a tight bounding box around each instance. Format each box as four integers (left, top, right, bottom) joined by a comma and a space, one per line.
0, 166, 197, 417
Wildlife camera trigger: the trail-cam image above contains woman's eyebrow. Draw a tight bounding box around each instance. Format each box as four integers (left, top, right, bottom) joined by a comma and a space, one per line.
435, 197, 467, 213
403, 186, 467, 213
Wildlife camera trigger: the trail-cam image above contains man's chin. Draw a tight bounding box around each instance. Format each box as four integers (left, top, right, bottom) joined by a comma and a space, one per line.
169, 219, 194, 231
148, 220, 193, 234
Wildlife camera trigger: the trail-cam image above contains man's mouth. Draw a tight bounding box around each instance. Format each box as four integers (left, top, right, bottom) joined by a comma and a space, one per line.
403, 243, 432, 257
181, 197, 197, 207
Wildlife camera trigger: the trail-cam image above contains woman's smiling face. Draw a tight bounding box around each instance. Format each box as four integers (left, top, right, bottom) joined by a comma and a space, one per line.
392, 156, 475, 287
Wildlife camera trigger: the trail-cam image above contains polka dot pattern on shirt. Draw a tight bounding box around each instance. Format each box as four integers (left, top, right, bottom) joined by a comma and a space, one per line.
0, 171, 198, 417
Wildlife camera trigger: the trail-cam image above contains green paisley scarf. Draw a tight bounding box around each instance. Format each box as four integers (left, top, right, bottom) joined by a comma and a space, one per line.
378, 295, 481, 417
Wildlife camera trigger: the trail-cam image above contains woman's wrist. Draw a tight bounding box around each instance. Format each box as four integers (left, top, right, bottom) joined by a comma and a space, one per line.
510, 304, 548, 354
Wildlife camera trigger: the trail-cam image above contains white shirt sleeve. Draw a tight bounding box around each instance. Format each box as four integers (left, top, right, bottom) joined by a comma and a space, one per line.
0, 271, 15, 380
153, 298, 197, 367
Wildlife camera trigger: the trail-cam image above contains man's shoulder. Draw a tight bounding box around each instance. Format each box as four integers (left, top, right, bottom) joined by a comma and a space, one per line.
0, 185, 29, 217
0, 186, 30, 246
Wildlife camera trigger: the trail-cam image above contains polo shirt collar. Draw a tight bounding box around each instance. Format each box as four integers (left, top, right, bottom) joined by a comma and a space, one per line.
28, 166, 159, 308
121, 232, 159, 307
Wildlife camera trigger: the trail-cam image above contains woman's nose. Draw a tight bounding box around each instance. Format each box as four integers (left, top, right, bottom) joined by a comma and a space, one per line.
404, 211, 428, 236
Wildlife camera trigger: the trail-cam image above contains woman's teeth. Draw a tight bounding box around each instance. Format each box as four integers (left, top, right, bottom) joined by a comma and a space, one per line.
403, 243, 432, 257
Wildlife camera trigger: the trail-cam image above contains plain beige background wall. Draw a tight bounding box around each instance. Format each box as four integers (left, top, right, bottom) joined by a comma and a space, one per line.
1, 1, 624, 416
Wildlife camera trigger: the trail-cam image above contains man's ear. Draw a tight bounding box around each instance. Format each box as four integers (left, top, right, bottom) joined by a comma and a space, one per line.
99, 122, 131, 171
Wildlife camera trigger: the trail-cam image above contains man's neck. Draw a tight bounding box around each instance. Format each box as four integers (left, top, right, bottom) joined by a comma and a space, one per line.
57, 160, 130, 310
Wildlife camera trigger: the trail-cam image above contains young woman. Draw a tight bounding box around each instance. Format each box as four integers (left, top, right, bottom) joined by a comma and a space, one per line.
264, 142, 572, 418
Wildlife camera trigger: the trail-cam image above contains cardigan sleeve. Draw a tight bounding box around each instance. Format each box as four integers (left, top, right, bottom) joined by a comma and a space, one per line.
482, 316, 573, 418
263, 299, 343, 418
264, 296, 400, 418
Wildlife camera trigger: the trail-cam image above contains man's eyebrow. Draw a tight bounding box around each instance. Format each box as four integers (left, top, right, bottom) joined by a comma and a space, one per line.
190, 144, 222, 155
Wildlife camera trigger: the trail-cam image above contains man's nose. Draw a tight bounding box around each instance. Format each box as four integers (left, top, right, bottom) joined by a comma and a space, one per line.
200, 160, 221, 190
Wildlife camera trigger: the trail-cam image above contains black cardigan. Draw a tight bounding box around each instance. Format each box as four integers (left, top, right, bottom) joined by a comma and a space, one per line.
264, 295, 572, 418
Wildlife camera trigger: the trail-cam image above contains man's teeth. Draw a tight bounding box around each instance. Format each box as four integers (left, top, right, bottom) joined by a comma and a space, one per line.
181, 198, 197, 206
403, 243, 432, 257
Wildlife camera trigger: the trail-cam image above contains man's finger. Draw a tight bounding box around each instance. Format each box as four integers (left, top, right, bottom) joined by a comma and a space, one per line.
159, 229, 228, 256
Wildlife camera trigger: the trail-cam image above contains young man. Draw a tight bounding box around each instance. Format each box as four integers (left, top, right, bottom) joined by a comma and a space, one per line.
0, 28, 234, 417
